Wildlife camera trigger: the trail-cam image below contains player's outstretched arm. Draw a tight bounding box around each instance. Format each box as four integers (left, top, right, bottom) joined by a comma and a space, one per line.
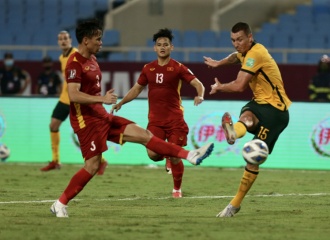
112, 83, 145, 112
68, 82, 117, 104
204, 52, 239, 69
190, 78, 205, 106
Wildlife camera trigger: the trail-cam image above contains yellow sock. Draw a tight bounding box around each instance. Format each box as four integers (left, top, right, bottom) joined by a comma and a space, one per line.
230, 168, 259, 208
234, 121, 247, 138
51, 131, 60, 163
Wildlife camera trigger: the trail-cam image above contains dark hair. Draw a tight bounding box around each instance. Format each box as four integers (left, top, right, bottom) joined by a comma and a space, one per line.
4, 52, 13, 59
43, 56, 52, 63
75, 19, 103, 44
59, 30, 71, 38
231, 22, 252, 36
153, 28, 173, 42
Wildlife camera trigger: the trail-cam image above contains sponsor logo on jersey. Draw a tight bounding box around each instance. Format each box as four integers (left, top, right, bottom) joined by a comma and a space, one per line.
68, 69, 76, 79
150, 68, 155, 71
167, 67, 174, 71
246, 58, 255, 67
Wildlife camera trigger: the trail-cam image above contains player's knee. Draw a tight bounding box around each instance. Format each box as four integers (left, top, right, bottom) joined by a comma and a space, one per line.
147, 150, 164, 162
169, 157, 181, 164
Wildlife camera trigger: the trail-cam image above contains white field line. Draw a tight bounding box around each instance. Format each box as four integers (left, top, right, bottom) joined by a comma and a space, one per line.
0, 192, 329, 204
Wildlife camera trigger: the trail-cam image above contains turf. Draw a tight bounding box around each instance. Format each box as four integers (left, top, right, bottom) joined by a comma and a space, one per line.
0, 163, 329, 240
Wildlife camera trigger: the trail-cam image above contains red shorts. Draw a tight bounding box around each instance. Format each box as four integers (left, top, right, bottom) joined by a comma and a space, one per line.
76, 115, 134, 160
147, 119, 188, 147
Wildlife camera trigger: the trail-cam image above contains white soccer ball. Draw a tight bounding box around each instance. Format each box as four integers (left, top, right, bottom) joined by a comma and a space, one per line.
242, 139, 269, 165
0, 143, 10, 162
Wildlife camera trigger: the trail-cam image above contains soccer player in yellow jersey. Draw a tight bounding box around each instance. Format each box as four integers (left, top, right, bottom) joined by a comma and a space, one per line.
204, 22, 291, 217
40, 31, 108, 174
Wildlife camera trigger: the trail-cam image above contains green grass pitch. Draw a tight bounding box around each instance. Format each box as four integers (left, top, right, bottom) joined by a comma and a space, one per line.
0, 163, 330, 240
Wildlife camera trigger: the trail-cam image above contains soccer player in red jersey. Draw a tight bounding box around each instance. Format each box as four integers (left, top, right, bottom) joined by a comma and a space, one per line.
50, 19, 214, 217
40, 31, 108, 175
112, 28, 205, 198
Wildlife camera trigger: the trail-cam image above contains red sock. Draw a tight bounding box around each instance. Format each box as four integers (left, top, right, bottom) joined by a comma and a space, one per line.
171, 160, 184, 190
59, 168, 93, 205
146, 136, 189, 159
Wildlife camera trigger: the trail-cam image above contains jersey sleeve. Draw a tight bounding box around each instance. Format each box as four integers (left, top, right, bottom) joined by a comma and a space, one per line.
137, 64, 148, 86
66, 61, 82, 84
179, 64, 196, 83
241, 50, 263, 75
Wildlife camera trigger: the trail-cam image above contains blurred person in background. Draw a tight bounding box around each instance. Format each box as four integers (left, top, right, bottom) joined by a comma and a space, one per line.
308, 54, 330, 102
35, 56, 62, 96
40, 31, 108, 174
112, 28, 205, 198
0, 52, 31, 95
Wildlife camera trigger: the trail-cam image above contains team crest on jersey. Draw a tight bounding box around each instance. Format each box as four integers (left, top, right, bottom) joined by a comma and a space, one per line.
85, 66, 90, 71
246, 58, 255, 67
150, 68, 155, 71
167, 67, 174, 71
68, 69, 76, 79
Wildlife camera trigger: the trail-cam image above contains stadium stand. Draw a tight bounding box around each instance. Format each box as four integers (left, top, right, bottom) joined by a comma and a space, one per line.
1, 0, 330, 64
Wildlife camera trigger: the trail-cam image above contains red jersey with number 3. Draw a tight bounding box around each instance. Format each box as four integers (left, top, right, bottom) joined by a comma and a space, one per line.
137, 59, 196, 125
66, 52, 109, 133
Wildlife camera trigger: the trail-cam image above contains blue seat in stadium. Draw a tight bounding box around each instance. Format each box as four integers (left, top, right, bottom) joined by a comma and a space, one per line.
102, 29, 120, 46
69, 29, 79, 47
95, 0, 109, 11
14, 33, 32, 45
171, 52, 184, 62
254, 32, 272, 47
277, 21, 297, 34
108, 52, 126, 62
287, 53, 308, 64
188, 52, 203, 63
260, 22, 278, 34
141, 51, 156, 62
126, 51, 137, 62
308, 36, 327, 49
278, 13, 294, 24
12, 50, 28, 60
0, 34, 14, 45
290, 35, 309, 49
217, 30, 232, 48
212, 52, 232, 60
28, 50, 43, 61
269, 52, 284, 64
272, 34, 291, 48
170, 29, 182, 47
31, 34, 51, 46
146, 39, 154, 47
59, 10, 77, 29
200, 30, 218, 48
77, 1, 96, 18
46, 50, 62, 61
307, 53, 324, 64
182, 30, 200, 47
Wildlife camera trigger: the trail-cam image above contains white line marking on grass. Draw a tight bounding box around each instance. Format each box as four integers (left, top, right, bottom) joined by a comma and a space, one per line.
0, 192, 329, 205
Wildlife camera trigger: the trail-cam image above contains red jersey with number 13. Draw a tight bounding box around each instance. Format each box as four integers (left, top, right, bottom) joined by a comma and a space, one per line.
65, 52, 109, 133
137, 59, 196, 124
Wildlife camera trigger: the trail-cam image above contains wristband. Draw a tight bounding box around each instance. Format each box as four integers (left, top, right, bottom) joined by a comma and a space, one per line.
197, 96, 204, 100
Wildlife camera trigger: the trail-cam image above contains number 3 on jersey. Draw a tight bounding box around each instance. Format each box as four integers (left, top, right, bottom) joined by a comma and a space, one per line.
156, 73, 164, 83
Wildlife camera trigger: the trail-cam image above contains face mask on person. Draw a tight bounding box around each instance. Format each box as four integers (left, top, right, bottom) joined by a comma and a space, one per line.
44, 66, 52, 71
4, 59, 14, 67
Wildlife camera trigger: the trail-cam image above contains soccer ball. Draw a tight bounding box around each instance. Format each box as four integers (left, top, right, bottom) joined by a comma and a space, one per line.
0, 143, 10, 162
242, 139, 269, 165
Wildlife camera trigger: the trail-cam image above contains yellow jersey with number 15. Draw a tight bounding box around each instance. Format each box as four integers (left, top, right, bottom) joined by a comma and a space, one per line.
59, 47, 78, 105
237, 42, 291, 111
